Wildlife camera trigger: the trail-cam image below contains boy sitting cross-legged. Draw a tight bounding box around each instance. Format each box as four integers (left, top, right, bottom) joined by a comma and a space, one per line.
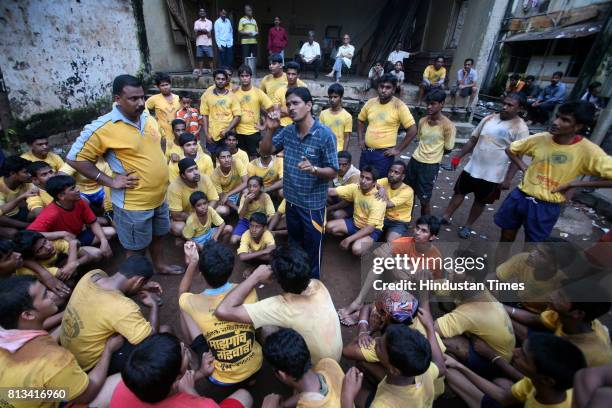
231, 175, 275, 245
238, 212, 276, 277
182, 191, 232, 250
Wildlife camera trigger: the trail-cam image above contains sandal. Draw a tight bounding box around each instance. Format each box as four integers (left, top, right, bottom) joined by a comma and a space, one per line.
457, 226, 473, 239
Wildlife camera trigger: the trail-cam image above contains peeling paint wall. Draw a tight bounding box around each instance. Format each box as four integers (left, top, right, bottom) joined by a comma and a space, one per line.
0, 0, 143, 119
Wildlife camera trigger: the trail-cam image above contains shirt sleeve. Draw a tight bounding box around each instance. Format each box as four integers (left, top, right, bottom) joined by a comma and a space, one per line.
237, 233, 250, 254
582, 146, 612, 179
204, 177, 220, 201
510, 378, 530, 403
335, 185, 356, 202
26, 194, 43, 211
113, 301, 153, 345
263, 231, 276, 248
237, 18, 245, 32
243, 296, 288, 329
398, 102, 416, 129
259, 90, 274, 110
200, 94, 209, 115
496, 254, 521, 281
235, 160, 247, 177
67, 124, 107, 163
344, 112, 353, 133
389, 187, 413, 208
321, 130, 340, 171
144, 96, 156, 112
357, 102, 369, 122
509, 134, 538, 157
435, 309, 472, 338
210, 208, 224, 226
443, 122, 457, 150
231, 94, 242, 116
182, 216, 195, 239
167, 185, 183, 212
46, 354, 89, 401
264, 194, 275, 216
367, 200, 387, 228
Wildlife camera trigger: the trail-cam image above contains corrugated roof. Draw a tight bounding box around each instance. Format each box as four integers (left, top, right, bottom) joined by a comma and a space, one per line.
503, 21, 603, 42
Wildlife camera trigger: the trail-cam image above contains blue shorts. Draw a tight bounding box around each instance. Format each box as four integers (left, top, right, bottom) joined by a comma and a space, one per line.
113, 202, 171, 251
344, 218, 383, 241
227, 193, 240, 206
233, 218, 250, 236
193, 227, 217, 245
359, 148, 394, 181
81, 188, 105, 208
383, 219, 411, 236
494, 188, 561, 242
196, 45, 213, 58
77, 228, 95, 246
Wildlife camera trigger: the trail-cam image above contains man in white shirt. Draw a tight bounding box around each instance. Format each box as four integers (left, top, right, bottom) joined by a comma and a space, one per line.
387, 42, 417, 71
214, 8, 234, 68
326, 34, 355, 82
194, 9, 213, 77
298, 31, 322, 79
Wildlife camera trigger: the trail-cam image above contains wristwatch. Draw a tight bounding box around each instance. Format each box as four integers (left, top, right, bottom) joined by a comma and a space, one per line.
311, 166, 318, 175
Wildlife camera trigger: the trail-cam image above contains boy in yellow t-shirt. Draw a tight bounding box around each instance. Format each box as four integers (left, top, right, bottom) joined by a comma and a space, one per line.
218, 132, 250, 169
405, 90, 455, 216
319, 83, 353, 152
496, 101, 612, 243
232, 176, 275, 244
273, 61, 307, 128
168, 133, 213, 183
417, 56, 446, 106
376, 161, 414, 242
21, 133, 64, 172
145, 72, 181, 142
178, 240, 263, 386
327, 166, 387, 256
0, 156, 37, 236
212, 147, 248, 218
182, 191, 231, 249
247, 152, 284, 198
260, 54, 287, 99
268, 198, 287, 237
238, 212, 276, 268
26, 161, 55, 218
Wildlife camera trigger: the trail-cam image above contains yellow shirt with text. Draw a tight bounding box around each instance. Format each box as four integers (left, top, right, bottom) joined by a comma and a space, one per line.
168, 176, 219, 213
423, 65, 446, 84
319, 108, 353, 152
371, 363, 439, 408
377, 178, 414, 222
212, 160, 247, 194
247, 157, 284, 188
413, 116, 456, 164
259, 73, 288, 99
335, 184, 386, 230
273, 80, 308, 127
358, 97, 415, 149
21, 151, 65, 172
238, 229, 275, 254
183, 208, 224, 239
145, 93, 181, 140
200, 90, 242, 141
234, 86, 273, 135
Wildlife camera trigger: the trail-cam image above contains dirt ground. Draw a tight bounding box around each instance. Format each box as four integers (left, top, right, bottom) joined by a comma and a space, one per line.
94, 139, 610, 407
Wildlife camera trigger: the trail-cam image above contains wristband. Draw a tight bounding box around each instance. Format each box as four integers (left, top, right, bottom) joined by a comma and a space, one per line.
451, 156, 461, 168
95, 171, 102, 181
511, 307, 516, 316
358, 320, 369, 327
491, 355, 502, 364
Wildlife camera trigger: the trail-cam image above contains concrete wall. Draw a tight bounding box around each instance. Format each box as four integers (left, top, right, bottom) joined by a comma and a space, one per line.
421, 0, 457, 51
0, 0, 144, 119
512, 0, 611, 14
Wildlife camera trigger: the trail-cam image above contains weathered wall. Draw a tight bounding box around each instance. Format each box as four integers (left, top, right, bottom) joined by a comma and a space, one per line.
421, 0, 457, 51
0, 0, 144, 120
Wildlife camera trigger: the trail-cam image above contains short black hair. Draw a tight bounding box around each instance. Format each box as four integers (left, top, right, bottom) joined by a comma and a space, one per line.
385, 324, 431, 376
510, 73, 521, 80
390, 160, 407, 173
218, 145, 232, 156
225, 131, 238, 140
557, 101, 596, 127
13, 230, 45, 259
526, 75, 535, 81
263, 328, 312, 380
360, 165, 379, 181
178, 132, 196, 147
552, 71, 564, 78
25, 132, 48, 145
271, 246, 311, 294
45, 175, 76, 200
425, 89, 446, 103
435, 55, 445, 62
541, 237, 577, 269
269, 53, 283, 64
564, 284, 611, 323
250, 211, 268, 226
285, 87, 312, 104
416, 215, 441, 236
0, 239, 15, 259
0, 275, 37, 329
504, 92, 527, 108
285, 61, 301, 73
122, 333, 182, 403
328, 83, 344, 97
113, 74, 143, 96
154, 72, 171, 86
189, 190, 208, 207
2, 155, 31, 177
171, 118, 186, 130
198, 241, 234, 288
464, 58, 474, 64
378, 73, 398, 87
27, 161, 52, 178
178, 91, 191, 100
213, 69, 228, 79
117, 254, 154, 280
588, 81, 602, 92
178, 157, 197, 175
247, 175, 264, 187
337, 151, 352, 162
527, 333, 586, 390
238, 64, 252, 76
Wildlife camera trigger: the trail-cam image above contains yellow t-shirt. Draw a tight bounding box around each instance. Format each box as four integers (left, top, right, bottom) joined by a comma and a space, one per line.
182, 208, 224, 239
247, 157, 283, 188
371, 363, 439, 408
212, 160, 247, 194
0, 178, 32, 217
21, 151, 65, 172
377, 178, 414, 222
215, 149, 250, 170
16, 239, 69, 277
413, 116, 456, 164
244, 279, 343, 363
145, 93, 181, 140
238, 192, 275, 219
277, 198, 286, 214
510, 133, 612, 203
179, 285, 263, 383
273, 80, 308, 127
60, 270, 153, 371
167, 176, 219, 213
436, 291, 515, 361
423, 65, 447, 84
259, 73, 288, 99
358, 97, 415, 149
0, 334, 89, 408
59, 158, 111, 195
319, 108, 353, 152
168, 152, 214, 183
296, 358, 344, 408
335, 184, 386, 230
200, 90, 242, 141
511, 377, 573, 408
540, 310, 612, 367
26, 188, 53, 211
238, 230, 275, 254
67, 110, 168, 210
238, 17, 258, 45
234, 86, 273, 135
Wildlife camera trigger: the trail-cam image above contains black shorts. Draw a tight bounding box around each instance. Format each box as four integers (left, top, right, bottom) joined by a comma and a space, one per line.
237, 133, 261, 157
404, 159, 439, 202
454, 170, 501, 204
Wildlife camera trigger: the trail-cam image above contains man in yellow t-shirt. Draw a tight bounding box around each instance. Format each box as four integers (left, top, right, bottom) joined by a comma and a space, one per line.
200, 69, 242, 158
178, 241, 263, 385
376, 161, 414, 242
212, 147, 248, 218
238, 5, 259, 64
405, 90, 456, 215
417, 56, 447, 106
327, 166, 387, 256
60, 255, 163, 373
235, 65, 274, 158
237, 212, 276, 265
262, 329, 344, 407
319, 83, 353, 152
145, 73, 181, 141
21, 133, 64, 172
216, 246, 343, 364
273, 61, 308, 128
26, 161, 55, 218
357, 73, 417, 178
168, 132, 213, 183
259, 53, 287, 99
0, 156, 37, 236
221, 132, 250, 169
168, 157, 219, 237
0, 275, 125, 408
496, 101, 612, 243
247, 153, 284, 197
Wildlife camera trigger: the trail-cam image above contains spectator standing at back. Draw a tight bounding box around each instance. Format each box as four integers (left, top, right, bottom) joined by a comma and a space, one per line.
193, 8, 213, 77
267, 17, 288, 64
326, 34, 355, 83
526, 71, 566, 125
238, 5, 258, 65
298, 31, 322, 79
214, 8, 234, 69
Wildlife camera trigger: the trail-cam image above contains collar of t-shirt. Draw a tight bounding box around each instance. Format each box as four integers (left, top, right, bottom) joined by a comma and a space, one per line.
202, 281, 233, 295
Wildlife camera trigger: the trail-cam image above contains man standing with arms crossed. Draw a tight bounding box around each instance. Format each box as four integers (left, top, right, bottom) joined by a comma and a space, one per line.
67, 75, 182, 275
260, 87, 338, 278
193, 8, 213, 77
238, 5, 258, 65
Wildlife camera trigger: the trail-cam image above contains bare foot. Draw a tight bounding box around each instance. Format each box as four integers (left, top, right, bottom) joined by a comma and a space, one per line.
157, 264, 184, 275
325, 72, 334, 77
337, 301, 363, 326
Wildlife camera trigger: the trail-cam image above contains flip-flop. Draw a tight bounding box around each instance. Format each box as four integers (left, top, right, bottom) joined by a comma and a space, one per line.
158, 265, 185, 275
458, 226, 473, 239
